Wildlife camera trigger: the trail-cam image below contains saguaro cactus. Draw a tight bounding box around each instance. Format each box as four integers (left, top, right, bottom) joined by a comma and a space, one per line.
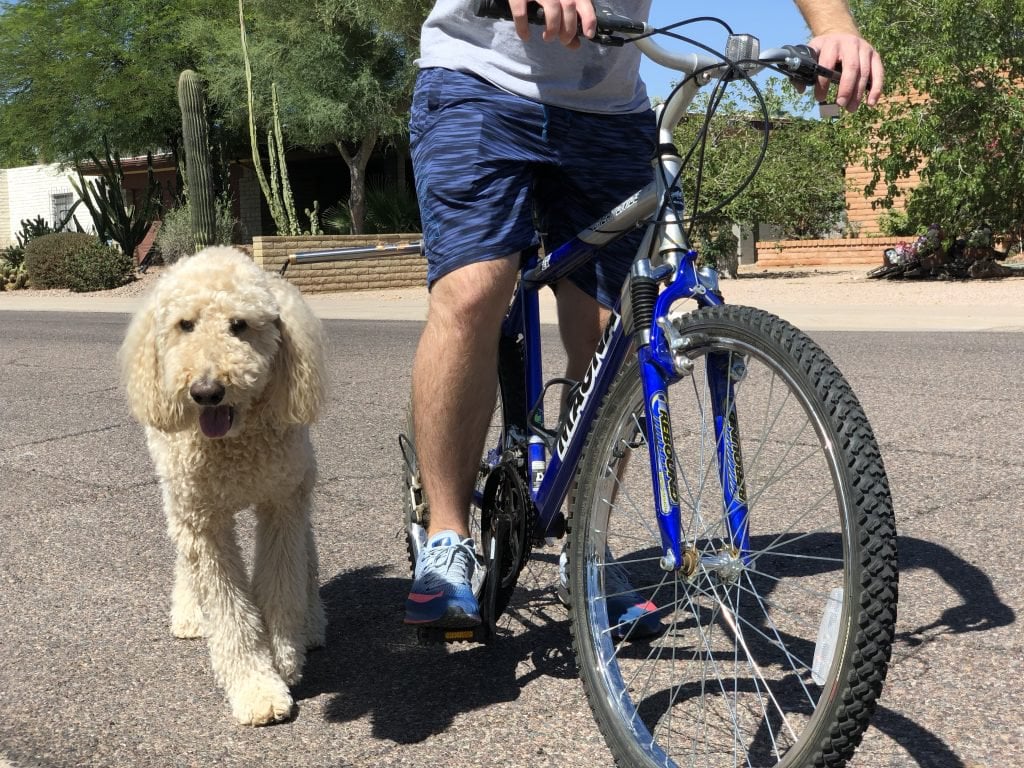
176, 69, 217, 249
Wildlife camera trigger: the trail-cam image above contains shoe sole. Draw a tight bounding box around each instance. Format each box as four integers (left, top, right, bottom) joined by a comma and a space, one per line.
404, 604, 482, 628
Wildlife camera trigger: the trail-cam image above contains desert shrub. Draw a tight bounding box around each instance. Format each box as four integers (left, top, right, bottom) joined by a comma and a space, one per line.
2, 244, 24, 270
64, 241, 135, 291
24, 232, 134, 291
155, 195, 240, 264
1, 261, 28, 291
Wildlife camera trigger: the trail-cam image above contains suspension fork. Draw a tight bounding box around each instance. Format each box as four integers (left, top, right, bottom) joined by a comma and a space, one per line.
636, 347, 686, 572
706, 352, 753, 559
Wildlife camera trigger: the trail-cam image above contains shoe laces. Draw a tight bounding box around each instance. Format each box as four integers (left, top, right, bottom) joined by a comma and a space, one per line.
419, 538, 476, 585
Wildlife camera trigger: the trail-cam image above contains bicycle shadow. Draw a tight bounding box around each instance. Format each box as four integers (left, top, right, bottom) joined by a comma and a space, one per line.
864, 533, 1016, 767
894, 534, 1015, 644
295, 562, 574, 743
623, 531, 1014, 767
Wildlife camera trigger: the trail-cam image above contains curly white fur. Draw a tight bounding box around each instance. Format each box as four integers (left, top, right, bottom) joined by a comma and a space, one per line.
120, 247, 327, 726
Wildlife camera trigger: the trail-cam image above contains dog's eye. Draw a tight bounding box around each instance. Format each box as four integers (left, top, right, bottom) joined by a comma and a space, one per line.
229, 319, 248, 336
179, 319, 195, 333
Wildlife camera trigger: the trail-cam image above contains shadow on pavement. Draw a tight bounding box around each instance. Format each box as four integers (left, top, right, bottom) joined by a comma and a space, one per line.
296, 565, 574, 744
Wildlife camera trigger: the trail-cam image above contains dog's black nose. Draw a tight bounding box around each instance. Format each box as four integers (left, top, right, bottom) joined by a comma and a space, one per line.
190, 380, 226, 406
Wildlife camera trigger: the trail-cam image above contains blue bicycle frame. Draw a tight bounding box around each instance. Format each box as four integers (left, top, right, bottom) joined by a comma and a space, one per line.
489, 170, 752, 574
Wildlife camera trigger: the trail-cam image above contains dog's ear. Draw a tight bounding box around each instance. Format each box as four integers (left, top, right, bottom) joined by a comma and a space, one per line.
264, 275, 326, 425
118, 290, 183, 431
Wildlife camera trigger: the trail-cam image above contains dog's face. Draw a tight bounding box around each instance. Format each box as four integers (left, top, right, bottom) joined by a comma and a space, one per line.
120, 247, 325, 438
158, 275, 282, 438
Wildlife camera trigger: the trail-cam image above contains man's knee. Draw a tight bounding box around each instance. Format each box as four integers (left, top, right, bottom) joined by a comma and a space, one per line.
427, 256, 520, 331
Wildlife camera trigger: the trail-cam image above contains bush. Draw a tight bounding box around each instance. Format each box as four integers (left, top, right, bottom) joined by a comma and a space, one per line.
878, 209, 916, 237
155, 195, 240, 264
24, 232, 134, 291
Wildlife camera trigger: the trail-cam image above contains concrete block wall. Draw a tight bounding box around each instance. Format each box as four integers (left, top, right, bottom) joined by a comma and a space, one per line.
251, 234, 427, 292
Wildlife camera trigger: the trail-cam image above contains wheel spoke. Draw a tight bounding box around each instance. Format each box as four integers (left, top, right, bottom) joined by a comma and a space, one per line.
569, 307, 896, 768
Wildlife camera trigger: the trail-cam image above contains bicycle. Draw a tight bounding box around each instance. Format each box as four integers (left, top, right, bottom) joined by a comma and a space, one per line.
288, 4, 898, 766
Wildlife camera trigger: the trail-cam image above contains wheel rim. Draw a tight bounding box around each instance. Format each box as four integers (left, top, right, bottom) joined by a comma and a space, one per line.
579, 334, 859, 767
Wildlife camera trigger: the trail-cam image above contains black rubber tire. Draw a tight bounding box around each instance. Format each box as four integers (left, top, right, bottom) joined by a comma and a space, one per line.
568, 305, 897, 767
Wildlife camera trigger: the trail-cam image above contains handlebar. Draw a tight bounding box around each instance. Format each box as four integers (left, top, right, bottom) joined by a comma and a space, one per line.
472, 0, 841, 88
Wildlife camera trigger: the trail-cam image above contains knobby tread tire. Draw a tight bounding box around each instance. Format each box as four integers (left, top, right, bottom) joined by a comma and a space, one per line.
567, 305, 897, 768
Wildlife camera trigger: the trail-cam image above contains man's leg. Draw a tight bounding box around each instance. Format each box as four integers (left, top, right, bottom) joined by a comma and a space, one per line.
405, 256, 519, 627
555, 277, 610, 383
412, 256, 521, 538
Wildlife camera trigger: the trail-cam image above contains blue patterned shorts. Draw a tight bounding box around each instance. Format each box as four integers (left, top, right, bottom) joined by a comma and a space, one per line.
410, 67, 657, 308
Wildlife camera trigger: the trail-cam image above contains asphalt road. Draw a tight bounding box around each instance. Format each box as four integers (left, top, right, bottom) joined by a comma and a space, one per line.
1, 311, 1021, 768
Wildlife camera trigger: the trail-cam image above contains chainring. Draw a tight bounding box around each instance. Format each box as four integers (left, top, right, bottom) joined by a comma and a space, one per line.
480, 460, 535, 618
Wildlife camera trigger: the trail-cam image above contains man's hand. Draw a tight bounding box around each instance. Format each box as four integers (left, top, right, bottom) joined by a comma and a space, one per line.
808, 32, 884, 111
509, 0, 597, 49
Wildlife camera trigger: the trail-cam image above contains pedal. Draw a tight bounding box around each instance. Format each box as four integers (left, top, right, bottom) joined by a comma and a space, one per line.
416, 624, 493, 645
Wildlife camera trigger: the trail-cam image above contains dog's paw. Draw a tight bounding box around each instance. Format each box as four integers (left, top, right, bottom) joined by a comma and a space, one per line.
170, 610, 205, 639
170, 595, 205, 639
229, 673, 294, 726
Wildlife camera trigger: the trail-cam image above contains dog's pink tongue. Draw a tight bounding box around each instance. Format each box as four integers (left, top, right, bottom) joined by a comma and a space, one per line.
199, 406, 233, 438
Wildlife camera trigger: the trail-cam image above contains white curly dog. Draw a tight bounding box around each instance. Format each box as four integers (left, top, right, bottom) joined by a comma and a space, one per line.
120, 246, 327, 725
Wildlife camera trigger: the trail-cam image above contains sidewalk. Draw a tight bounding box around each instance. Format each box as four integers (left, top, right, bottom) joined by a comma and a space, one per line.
1, 268, 1022, 332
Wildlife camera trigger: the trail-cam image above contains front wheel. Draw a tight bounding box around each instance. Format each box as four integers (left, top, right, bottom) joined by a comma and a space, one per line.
568, 305, 897, 767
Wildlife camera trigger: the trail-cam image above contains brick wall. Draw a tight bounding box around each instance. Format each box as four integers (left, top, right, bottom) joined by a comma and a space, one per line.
845, 164, 919, 236
251, 234, 426, 292
756, 237, 906, 268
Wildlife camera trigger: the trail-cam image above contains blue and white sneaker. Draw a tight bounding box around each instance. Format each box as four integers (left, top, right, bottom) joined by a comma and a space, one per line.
558, 544, 664, 641
404, 530, 482, 627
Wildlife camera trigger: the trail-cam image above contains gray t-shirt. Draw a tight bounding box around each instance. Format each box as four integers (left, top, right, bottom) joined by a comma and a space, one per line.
418, 0, 652, 114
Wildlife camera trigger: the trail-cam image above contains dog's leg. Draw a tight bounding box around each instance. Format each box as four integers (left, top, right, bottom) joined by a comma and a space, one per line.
170, 551, 205, 638
171, 516, 294, 726
252, 493, 322, 685
303, 523, 327, 650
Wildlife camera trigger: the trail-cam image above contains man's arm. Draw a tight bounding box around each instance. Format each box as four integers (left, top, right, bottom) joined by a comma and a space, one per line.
794, 0, 884, 110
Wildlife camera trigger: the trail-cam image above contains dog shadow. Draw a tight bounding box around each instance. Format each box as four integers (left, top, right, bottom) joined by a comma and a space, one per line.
294, 564, 574, 743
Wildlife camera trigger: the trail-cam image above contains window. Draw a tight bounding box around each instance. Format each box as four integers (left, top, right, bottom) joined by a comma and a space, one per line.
52, 192, 74, 227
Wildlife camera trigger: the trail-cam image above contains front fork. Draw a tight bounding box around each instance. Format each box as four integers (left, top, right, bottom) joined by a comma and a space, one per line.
636, 266, 752, 575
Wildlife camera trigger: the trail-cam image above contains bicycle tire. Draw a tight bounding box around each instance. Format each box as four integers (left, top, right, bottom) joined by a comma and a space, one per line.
567, 305, 897, 768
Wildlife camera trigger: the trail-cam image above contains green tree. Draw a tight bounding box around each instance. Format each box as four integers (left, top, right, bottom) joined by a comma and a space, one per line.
848, 0, 1024, 249
676, 78, 847, 244
0, 0, 233, 164
191, 0, 415, 233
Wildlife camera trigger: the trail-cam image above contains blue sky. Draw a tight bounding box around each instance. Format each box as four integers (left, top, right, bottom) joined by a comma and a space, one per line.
640, 2, 811, 100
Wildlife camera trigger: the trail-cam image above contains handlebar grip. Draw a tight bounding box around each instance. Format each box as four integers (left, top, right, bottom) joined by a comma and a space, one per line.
783, 44, 841, 85
474, 0, 645, 34
474, 0, 544, 23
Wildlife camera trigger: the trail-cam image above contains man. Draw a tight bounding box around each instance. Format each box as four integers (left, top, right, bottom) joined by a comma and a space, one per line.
404, 0, 883, 631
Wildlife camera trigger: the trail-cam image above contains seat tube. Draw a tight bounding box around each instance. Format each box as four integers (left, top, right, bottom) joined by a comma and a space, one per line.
521, 283, 547, 491
706, 351, 752, 557
637, 347, 684, 571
